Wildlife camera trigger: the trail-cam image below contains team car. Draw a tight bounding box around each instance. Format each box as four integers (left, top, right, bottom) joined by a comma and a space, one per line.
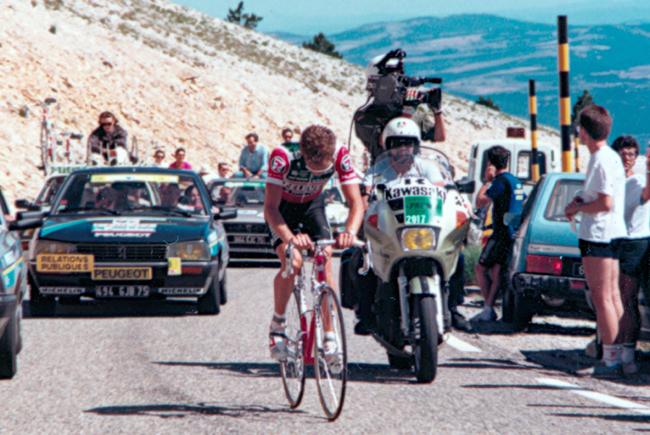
209, 179, 276, 260
503, 172, 591, 330
13, 167, 235, 316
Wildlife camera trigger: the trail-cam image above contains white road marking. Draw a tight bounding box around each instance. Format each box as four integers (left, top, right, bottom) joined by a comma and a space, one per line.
537, 377, 650, 415
446, 334, 482, 353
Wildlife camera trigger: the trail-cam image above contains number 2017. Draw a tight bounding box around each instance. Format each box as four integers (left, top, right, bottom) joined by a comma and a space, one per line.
406, 215, 428, 224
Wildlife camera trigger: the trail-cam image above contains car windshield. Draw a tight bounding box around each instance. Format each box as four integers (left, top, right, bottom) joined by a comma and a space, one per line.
212, 180, 265, 207
53, 173, 208, 216
367, 145, 455, 189
36, 176, 66, 206
544, 179, 583, 222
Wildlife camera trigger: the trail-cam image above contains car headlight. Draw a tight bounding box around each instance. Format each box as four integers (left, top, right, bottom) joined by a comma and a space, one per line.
167, 240, 210, 260
400, 228, 436, 251
32, 240, 77, 258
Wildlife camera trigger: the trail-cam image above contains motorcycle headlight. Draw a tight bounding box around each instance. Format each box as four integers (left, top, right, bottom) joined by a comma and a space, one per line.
32, 240, 77, 258
400, 228, 436, 251
167, 240, 210, 260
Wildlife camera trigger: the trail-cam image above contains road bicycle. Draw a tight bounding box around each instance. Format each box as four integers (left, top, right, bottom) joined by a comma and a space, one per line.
33, 97, 59, 172
279, 238, 367, 421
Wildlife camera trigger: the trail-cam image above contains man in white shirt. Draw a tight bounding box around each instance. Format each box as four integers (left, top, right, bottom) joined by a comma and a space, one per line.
611, 135, 650, 376
565, 105, 626, 378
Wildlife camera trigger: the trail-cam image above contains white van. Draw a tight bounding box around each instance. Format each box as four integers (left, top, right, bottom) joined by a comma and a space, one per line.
466, 137, 561, 207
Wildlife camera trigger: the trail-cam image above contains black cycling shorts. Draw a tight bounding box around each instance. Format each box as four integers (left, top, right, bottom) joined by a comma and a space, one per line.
579, 239, 621, 259
478, 235, 512, 268
618, 238, 650, 277
269, 196, 332, 251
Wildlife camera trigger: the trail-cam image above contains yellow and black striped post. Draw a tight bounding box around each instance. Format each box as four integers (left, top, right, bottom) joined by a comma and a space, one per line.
528, 79, 540, 182
558, 15, 572, 173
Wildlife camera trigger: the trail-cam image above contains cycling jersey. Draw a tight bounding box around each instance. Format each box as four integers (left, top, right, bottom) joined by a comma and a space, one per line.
267, 144, 360, 203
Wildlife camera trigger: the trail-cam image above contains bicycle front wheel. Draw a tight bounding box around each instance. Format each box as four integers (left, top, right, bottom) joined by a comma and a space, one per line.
280, 288, 305, 409
314, 285, 347, 421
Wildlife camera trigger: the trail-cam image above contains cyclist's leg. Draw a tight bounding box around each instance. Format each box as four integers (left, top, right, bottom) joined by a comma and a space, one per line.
273, 242, 303, 317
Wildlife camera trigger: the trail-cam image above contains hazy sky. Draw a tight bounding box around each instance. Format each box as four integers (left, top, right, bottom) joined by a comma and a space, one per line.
174, 0, 650, 34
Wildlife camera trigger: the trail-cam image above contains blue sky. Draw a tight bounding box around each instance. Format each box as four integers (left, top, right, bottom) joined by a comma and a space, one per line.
174, 0, 650, 34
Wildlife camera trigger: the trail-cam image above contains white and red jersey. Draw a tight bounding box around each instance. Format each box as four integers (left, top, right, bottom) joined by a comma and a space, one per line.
267, 144, 360, 203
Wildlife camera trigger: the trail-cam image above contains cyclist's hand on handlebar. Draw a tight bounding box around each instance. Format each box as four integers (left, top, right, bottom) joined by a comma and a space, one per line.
336, 232, 356, 250
290, 233, 313, 250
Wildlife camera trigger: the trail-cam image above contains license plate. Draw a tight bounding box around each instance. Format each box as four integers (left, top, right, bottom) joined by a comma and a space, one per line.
233, 235, 266, 244
96, 285, 150, 298
92, 267, 152, 281
573, 263, 585, 278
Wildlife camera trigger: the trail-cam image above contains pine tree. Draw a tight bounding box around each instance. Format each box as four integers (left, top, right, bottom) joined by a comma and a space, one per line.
225, 2, 263, 29
476, 96, 500, 111
572, 89, 595, 123
302, 33, 342, 59
225, 2, 243, 25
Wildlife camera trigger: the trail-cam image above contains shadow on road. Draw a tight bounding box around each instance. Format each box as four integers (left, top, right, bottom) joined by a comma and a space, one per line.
22, 299, 197, 319
85, 403, 298, 419
467, 320, 595, 336
439, 357, 535, 371
154, 361, 417, 384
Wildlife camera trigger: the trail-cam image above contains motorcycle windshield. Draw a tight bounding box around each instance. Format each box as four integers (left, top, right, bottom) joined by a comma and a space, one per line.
366, 144, 455, 189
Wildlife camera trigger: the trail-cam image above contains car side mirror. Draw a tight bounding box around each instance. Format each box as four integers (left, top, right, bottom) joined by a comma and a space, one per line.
16, 211, 46, 221
15, 199, 32, 209
9, 217, 44, 231
503, 212, 522, 229
215, 207, 237, 220
455, 179, 475, 194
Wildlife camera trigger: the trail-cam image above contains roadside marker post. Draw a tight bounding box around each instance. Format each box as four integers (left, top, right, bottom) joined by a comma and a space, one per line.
528, 79, 540, 182
558, 15, 573, 173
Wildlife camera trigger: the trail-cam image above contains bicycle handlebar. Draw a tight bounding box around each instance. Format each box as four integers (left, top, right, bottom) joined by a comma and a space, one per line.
281, 239, 367, 278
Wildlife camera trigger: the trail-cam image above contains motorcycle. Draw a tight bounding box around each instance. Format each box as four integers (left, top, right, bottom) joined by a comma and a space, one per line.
359, 144, 474, 383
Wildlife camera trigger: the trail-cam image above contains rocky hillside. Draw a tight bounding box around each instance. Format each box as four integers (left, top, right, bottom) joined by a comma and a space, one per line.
0, 0, 566, 206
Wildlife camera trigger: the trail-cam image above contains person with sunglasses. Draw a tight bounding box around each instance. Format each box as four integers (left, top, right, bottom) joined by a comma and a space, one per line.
88, 111, 134, 165
264, 125, 364, 362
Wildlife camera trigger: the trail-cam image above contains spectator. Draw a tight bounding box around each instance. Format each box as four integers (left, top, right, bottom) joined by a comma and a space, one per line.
472, 146, 524, 322
152, 149, 165, 167
88, 111, 134, 165
281, 127, 300, 152
169, 147, 192, 170
159, 183, 182, 207
234, 133, 268, 178
565, 105, 626, 378
611, 135, 650, 376
199, 165, 219, 184
218, 162, 232, 178
184, 185, 204, 210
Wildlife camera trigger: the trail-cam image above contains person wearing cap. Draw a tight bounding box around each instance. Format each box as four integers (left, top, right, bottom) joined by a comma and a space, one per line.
234, 133, 268, 179
199, 165, 219, 184
152, 149, 165, 167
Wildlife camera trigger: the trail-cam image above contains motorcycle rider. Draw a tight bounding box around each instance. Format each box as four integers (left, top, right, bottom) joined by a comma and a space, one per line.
354, 49, 446, 164
348, 117, 470, 334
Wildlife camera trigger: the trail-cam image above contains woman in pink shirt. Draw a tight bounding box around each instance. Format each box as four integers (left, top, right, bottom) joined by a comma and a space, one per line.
169, 147, 192, 169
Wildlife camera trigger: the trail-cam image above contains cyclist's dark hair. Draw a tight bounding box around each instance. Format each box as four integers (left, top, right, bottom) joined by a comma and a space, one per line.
578, 105, 612, 141
487, 145, 509, 170
98, 111, 118, 124
611, 135, 639, 155
245, 132, 259, 142
300, 125, 337, 166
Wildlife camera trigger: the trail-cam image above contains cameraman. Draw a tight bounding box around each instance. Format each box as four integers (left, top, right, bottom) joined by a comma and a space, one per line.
354, 49, 446, 163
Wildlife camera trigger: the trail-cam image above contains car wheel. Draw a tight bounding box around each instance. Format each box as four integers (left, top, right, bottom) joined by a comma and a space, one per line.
0, 309, 18, 379
197, 274, 221, 315
219, 271, 227, 305
28, 277, 55, 318
504, 287, 537, 332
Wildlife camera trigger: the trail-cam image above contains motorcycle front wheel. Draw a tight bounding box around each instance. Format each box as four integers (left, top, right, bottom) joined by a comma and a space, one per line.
413, 295, 438, 383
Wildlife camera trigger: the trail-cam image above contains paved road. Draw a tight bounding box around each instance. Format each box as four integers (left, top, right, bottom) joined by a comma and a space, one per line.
1, 261, 649, 434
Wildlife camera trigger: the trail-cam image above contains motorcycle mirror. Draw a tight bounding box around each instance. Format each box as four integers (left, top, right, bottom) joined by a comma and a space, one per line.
455, 179, 475, 194
503, 212, 522, 229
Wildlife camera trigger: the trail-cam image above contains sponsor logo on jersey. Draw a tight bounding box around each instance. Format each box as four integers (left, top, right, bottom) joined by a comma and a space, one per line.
340, 154, 353, 173
271, 156, 287, 174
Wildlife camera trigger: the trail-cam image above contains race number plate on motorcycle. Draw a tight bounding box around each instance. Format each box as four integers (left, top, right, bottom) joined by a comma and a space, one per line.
404, 196, 442, 225
96, 285, 150, 298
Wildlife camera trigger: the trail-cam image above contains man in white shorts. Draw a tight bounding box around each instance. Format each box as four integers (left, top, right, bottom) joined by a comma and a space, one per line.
565, 105, 627, 378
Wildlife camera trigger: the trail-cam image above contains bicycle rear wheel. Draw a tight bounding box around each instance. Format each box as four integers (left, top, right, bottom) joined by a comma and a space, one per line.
314, 285, 347, 421
280, 288, 305, 408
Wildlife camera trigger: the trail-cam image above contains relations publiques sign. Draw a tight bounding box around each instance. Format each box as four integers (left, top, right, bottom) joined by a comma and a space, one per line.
36, 254, 94, 274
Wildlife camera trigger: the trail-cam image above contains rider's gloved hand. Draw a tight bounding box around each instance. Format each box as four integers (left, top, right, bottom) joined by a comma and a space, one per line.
290, 233, 313, 250
336, 231, 356, 250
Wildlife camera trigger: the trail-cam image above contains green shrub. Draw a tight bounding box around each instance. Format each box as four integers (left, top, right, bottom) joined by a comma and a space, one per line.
49, 24, 57, 34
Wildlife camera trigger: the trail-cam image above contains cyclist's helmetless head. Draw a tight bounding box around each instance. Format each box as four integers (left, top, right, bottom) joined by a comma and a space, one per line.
300, 125, 337, 174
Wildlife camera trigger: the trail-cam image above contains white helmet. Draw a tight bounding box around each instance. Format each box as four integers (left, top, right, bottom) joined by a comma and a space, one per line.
380, 117, 421, 151
365, 53, 402, 80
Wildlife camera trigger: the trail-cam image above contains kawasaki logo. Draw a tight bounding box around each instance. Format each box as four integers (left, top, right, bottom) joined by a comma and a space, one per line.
385, 186, 446, 202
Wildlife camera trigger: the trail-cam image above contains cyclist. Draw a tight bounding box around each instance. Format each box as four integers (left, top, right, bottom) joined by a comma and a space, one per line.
264, 125, 364, 369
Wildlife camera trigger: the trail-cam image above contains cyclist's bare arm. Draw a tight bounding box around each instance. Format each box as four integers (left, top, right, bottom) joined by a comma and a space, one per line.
263, 183, 312, 250
338, 183, 364, 249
